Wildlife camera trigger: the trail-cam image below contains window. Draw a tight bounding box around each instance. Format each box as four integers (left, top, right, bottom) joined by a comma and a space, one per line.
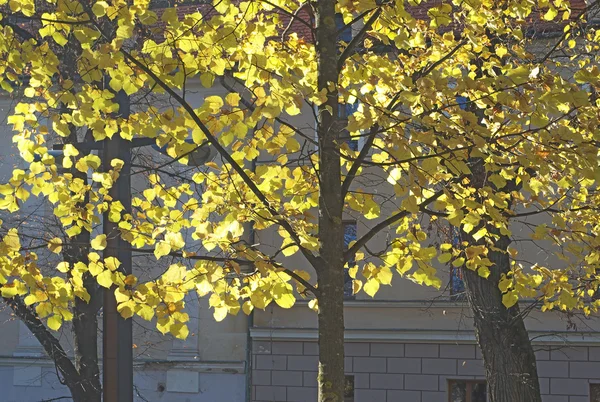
344, 375, 354, 402
339, 103, 359, 151
448, 380, 487, 402
591, 384, 600, 402
449, 225, 465, 297
336, 14, 352, 43
343, 221, 357, 299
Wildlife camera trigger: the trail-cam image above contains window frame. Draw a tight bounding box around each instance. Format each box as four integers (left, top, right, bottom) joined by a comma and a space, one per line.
447, 379, 487, 402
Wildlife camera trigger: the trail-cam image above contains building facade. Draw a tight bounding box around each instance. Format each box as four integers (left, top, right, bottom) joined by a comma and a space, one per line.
0, 1, 600, 402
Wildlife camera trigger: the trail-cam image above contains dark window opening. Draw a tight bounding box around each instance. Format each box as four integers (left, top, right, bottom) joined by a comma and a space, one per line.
336, 14, 353, 43
339, 102, 359, 151
591, 383, 600, 402
448, 380, 487, 402
343, 221, 357, 299
344, 375, 355, 402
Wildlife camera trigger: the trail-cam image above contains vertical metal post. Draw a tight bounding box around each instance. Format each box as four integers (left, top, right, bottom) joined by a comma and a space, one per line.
103, 90, 133, 402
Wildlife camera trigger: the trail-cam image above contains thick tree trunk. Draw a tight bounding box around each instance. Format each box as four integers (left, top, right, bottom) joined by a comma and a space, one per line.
72, 286, 102, 402
63, 119, 102, 402
314, 0, 346, 401
461, 159, 541, 402
68, 234, 101, 402
317, 267, 346, 402
462, 241, 541, 402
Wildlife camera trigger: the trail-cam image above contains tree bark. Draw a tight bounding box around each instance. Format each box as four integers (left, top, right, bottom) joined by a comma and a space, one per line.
314, 0, 346, 401
461, 245, 542, 402
63, 116, 102, 402
461, 159, 541, 402
4, 296, 93, 402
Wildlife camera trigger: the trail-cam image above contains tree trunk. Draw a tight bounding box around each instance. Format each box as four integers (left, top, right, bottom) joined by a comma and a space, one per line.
461, 241, 541, 402
317, 266, 346, 402
314, 0, 346, 401
64, 121, 102, 402
72, 285, 102, 402
461, 159, 541, 402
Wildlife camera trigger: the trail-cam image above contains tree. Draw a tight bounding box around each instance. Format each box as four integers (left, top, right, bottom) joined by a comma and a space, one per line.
0, 0, 600, 401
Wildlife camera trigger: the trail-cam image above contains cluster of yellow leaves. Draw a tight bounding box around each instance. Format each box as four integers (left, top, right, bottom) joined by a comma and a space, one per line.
0, 0, 598, 340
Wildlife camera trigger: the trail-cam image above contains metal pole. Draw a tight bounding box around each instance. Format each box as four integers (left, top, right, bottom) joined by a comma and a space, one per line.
103, 89, 133, 402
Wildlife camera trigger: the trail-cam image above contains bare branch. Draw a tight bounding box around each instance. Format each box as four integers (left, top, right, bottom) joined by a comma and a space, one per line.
344, 187, 446, 262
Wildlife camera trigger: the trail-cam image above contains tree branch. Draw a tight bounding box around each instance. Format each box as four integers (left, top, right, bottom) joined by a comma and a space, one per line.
3, 297, 81, 391
337, 8, 382, 72
344, 188, 446, 262
87, 18, 323, 271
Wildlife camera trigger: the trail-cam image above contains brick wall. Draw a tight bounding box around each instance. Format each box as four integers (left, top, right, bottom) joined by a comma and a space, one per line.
251, 340, 600, 402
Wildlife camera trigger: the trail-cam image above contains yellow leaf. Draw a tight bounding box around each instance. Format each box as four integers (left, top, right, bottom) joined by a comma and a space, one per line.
104, 257, 121, 271
495, 46, 508, 58
478, 266, 490, 278
225, 93, 240, 107
502, 291, 518, 308
363, 278, 380, 297
97, 270, 113, 288
213, 307, 228, 322
4, 230, 20, 250
543, 7, 558, 21
114, 287, 130, 303
170, 323, 189, 339
24, 294, 37, 306
472, 227, 487, 241
56, 262, 70, 273
47, 315, 62, 331
200, 72, 214, 88
166, 232, 185, 250
1, 285, 18, 298
242, 301, 254, 315
91, 234, 107, 250
48, 238, 63, 254
273, 284, 295, 308
154, 241, 171, 259
376, 267, 393, 285
438, 253, 452, 263
352, 280, 362, 295
137, 305, 154, 321
92, 1, 108, 17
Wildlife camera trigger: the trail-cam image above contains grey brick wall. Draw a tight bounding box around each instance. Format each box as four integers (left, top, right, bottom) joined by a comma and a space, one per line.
251, 341, 600, 402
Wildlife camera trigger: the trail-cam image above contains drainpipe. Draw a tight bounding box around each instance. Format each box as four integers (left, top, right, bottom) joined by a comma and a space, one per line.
245, 161, 256, 402
218, 74, 257, 402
